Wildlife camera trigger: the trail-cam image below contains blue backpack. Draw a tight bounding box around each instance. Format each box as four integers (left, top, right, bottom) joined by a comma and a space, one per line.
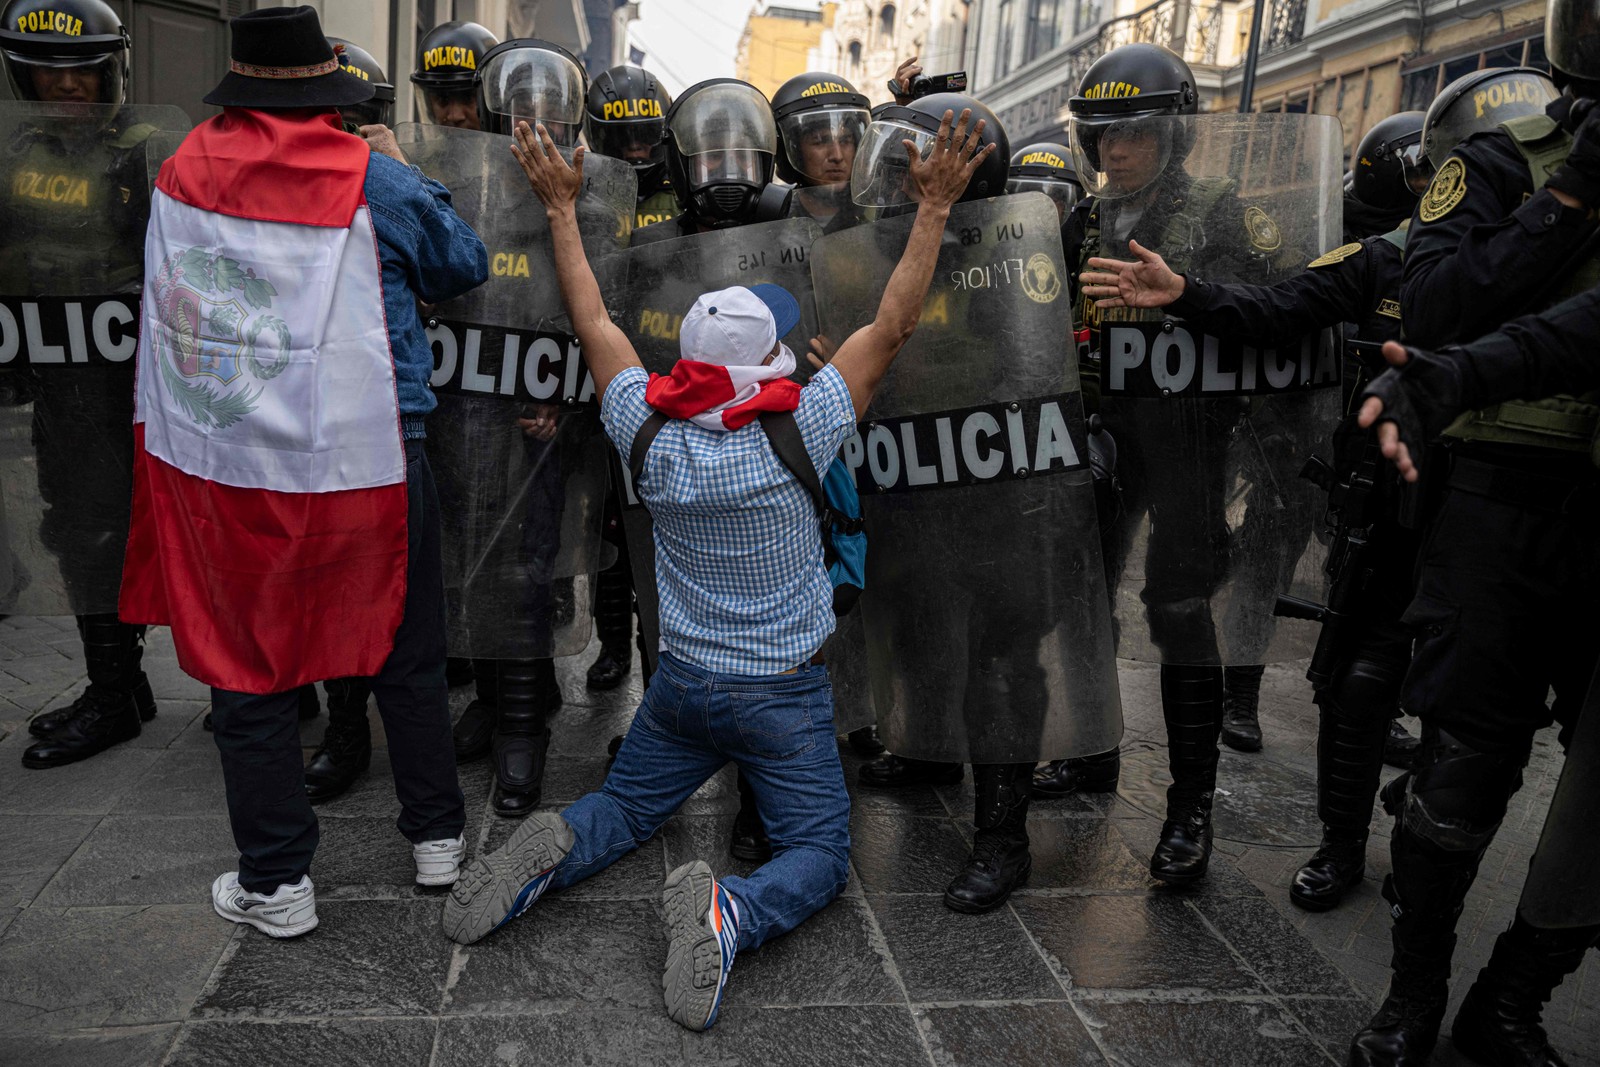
630, 409, 867, 616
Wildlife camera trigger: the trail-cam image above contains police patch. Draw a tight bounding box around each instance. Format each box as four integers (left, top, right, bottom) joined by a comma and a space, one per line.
1377, 298, 1402, 319
1244, 206, 1281, 253
1307, 242, 1362, 268
1022, 253, 1062, 304
1419, 158, 1467, 222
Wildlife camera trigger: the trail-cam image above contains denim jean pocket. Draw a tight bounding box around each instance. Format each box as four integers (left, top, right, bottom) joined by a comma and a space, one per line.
730, 688, 816, 761
639, 672, 689, 735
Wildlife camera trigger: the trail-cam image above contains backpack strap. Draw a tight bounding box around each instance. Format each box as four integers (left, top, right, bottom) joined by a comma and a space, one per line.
629, 410, 670, 488
758, 410, 839, 569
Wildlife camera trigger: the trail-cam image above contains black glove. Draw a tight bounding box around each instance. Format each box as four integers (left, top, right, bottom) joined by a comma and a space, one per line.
1545, 98, 1600, 207
1359, 346, 1468, 463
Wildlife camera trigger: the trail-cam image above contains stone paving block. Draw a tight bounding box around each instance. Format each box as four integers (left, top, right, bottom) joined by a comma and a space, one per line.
0, 1023, 177, 1067
549, 702, 639, 758
657, 813, 759, 884
303, 814, 435, 893
850, 815, 973, 895
868, 895, 1063, 1003
1013, 895, 1264, 995
0, 741, 158, 815
920, 1004, 1106, 1067
194, 899, 452, 1018
0, 813, 99, 906
0, 906, 18, 938
1193, 895, 1362, 998
110, 747, 225, 816
434, 1009, 685, 1066
1078, 999, 1335, 1066
483, 814, 667, 900
536, 756, 611, 810
0, 904, 230, 1032
1017, 817, 1152, 893
165, 1018, 437, 1067
682, 1004, 932, 1066
445, 896, 664, 1013
35, 814, 236, 907
121, 699, 209, 750
729, 895, 902, 1007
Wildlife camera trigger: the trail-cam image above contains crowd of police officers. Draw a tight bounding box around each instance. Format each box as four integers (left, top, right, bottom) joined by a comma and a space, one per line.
1, 0, 1599, 1061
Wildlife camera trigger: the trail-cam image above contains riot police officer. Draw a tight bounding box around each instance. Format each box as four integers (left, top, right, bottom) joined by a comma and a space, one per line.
410, 20, 498, 130
586, 64, 677, 231
771, 71, 870, 232
1344, 31, 1598, 1064
1, 0, 159, 766
1006, 141, 1082, 223
631, 78, 790, 244
329, 36, 395, 130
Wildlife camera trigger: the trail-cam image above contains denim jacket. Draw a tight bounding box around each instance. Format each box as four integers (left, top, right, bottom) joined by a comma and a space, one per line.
364, 152, 487, 433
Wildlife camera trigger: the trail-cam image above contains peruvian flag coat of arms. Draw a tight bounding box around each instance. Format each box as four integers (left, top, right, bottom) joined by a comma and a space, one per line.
119, 109, 407, 694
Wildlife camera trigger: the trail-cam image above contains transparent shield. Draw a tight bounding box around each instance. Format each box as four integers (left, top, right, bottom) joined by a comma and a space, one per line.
850, 119, 934, 207
1078, 113, 1344, 666
479, 47, 586, 144
393, 123, 635, 659
0, 102, 191, 615
811, 193, 1124, 764
1069, 112, 1175, 200
780, 107, 869, 185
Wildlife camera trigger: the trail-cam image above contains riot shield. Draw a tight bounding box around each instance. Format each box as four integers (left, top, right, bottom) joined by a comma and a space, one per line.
594, 217, 824, 671
0, 103, 192, 616
810, 193, 1123, 764
1080, 114, 1343, 665
394, 123, 635, 659
1519, 665, 1600, 928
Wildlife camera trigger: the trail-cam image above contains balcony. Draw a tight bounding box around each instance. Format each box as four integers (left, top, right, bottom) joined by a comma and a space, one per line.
1064, 0, 1227, 91
1261, 0, 1308, 53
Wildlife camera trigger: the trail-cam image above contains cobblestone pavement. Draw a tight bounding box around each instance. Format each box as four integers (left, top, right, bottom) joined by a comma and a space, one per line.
1, 614, 1594, 1066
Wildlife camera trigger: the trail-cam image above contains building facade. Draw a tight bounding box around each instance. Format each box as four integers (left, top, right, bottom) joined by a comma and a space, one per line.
809, 0, 969, 106
736, 2, 834, 99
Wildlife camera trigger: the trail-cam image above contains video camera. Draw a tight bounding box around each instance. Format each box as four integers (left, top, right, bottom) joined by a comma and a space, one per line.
888, 71, 968, 100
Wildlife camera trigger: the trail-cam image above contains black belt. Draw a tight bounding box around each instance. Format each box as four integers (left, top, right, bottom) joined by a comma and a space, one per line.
1446, 454, 1599, 515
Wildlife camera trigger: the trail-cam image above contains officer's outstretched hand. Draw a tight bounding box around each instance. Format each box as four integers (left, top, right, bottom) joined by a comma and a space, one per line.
1079, 240, 1185, 309
1357, 340, 1467, 484
512, 121, 584, 214
906, 109, 995, 210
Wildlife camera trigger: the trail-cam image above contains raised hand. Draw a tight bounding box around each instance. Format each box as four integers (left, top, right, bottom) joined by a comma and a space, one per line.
1079, 240, 1185, 309
905, 109, 995, 211
511, 121, 585, 212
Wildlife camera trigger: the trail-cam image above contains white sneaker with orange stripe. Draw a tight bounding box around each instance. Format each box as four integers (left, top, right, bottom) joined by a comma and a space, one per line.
661, 860, 740, 1031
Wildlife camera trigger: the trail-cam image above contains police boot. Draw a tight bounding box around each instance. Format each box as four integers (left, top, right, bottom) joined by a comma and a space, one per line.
1032, 747, 1120, 799
303, 679, 372, 803
859, 754, 964, 788
729, 770, 772, 863
491, 659, 554, 817
1150, 664, 1223, 884
945, 763, 1033, 913
845, 725, 886, 757
1293, 697, 1389, 912
1450, 915, 1600, 1067
1384, 719, 1422, 769
22, 616, 148, 767
28, 616, 156, 738
586, 558, 634, 690
454, 658, 500, 763
1221, 664, 1265, 752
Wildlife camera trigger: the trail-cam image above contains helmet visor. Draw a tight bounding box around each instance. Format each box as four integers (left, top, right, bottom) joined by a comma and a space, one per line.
779, 107, 869, 185
1548, 0, 1600, 82
340, 97, 394, 131
480, 47, 586, 144
688, 148, 768, 187
850, 119, 935, 207
1069, 112, 1176, 200
3, 51, 121, 104
415, 84, 480, 128
1007, 176, 1083, 210
670, 82, 777, 156
588, 116, 666, 168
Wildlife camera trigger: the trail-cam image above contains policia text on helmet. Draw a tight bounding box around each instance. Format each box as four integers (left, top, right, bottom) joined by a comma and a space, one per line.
475, 39, 587, 142
663, 78, 788, 228
410, 20, 498, 130
586, 64, 672, 184
1007, 141, 1081, 223
1066, 42, 1198, 203
0, 0, 128, 105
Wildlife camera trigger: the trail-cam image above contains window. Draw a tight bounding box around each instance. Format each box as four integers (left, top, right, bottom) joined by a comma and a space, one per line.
1399, 35, 1546, 114
995, 0, 1018, 78
1024, 0, 1062, 63
848, 39, 863, 71
880, 4, 896, 42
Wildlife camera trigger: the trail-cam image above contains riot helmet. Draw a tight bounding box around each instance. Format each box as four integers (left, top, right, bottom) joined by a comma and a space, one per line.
1350, 111, 1426, 209
328, 36, 395, 129
1007, 141, 1082, 220
771, 71, 871, 187
664, 78, 778, 225
1067, 43, 1198, 201
851, 92, 1008, 208
1547, 0, 1600, 88
0, 0, 128, 105
410, 20, 497, 129
586, 64, 671, 183
1419, 67, 1557, 172
476, 38, 587, 141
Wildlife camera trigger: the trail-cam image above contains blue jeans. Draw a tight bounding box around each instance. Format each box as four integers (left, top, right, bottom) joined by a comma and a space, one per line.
551, 651, 850, 951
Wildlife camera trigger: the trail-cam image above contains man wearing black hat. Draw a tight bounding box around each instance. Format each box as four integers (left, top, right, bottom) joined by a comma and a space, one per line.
117, 6, 488, 938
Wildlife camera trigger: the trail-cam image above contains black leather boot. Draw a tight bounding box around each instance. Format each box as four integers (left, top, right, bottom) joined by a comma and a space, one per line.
1449, 915, 1600, 1067
729, 770, 772, 862
29, 615, 156, 738
297, 683, 321, 721
945, 763, 1033, 913
304, 678, 372, 803
1032, 747, 1120, 798
586, 557, 635, 690
1150, 664, 1223, 883
22, 616, 146, 767
858, 753, 964, 788
1221, 664, 1264, 752
491, 659, 554, 816
453, 658, 500, 763
1384, 719, 1422, 769
1293, 696, 1388, 911
845, 724, 886, 757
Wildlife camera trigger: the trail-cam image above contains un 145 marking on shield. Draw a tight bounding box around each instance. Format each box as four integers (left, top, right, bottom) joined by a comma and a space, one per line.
0, 296, 138, 366
846, 393, 1089, 494
1103, 322, 1338, 398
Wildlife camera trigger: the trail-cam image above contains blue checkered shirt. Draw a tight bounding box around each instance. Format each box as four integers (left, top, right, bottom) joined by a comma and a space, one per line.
600, 364, 857, 676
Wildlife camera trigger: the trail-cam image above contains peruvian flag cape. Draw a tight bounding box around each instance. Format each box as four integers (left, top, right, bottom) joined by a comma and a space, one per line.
119, 109, 407, 694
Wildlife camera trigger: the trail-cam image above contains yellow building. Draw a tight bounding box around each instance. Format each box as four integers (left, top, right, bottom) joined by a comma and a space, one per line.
737, 2, 837, 99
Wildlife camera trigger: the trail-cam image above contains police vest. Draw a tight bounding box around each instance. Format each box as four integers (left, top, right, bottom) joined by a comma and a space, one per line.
635, 185, 678, 231
1441, 113, 1600, 457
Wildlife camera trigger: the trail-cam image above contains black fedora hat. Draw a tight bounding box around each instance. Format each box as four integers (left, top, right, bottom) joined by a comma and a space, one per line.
203, 6, 375, 109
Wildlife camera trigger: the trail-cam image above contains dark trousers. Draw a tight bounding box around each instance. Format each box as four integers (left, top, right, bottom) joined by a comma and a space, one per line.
210, 440, 467, 893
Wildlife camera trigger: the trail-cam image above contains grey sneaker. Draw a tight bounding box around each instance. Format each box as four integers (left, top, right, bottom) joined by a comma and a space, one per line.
413, 835, 465, 887
441, 812, 573, 944
662, 860, 739, 1032
211, 872, 318, 938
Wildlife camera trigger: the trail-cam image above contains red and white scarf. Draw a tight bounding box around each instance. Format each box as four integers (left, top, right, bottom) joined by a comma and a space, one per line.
644, 344, 802, 432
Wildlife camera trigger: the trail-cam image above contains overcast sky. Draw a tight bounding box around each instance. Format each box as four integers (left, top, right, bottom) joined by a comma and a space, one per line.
629, 0, 824, 95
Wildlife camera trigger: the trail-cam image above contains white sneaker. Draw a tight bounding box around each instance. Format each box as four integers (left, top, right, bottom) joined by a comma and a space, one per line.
413, 835, 465, 886
211, 872, 318, 938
